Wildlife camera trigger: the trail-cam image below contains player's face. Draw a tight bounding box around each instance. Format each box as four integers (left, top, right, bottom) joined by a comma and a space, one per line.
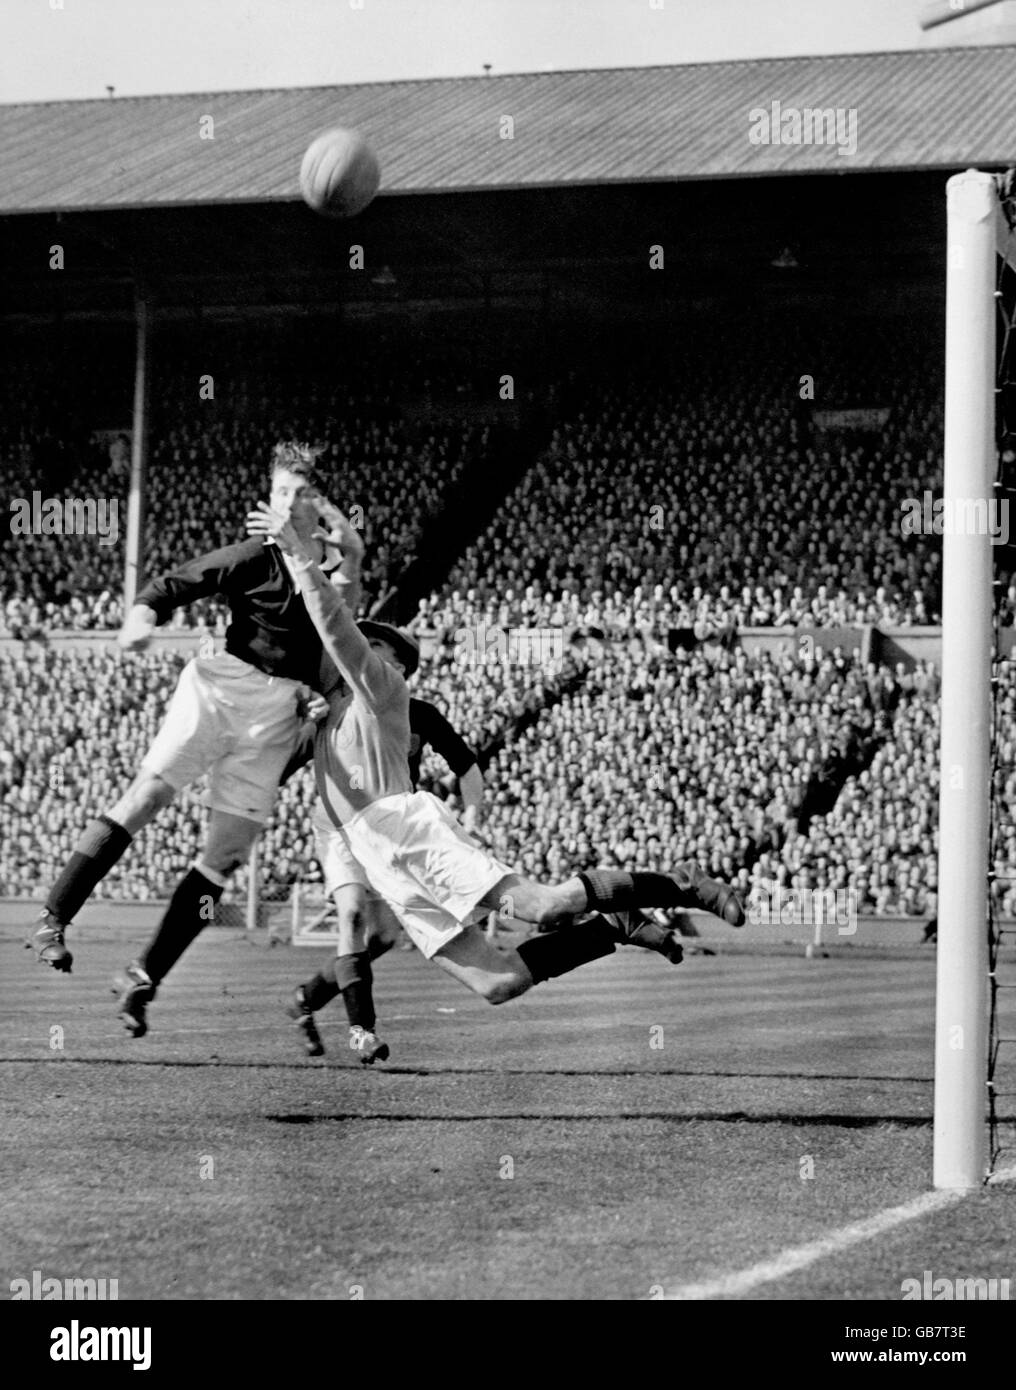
368, 639, 406, 675
270, 468, 321, 532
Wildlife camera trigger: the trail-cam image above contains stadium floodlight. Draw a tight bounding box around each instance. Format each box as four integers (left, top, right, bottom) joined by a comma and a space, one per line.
919, 0, 1008, 31
934, 169, 1016, 1189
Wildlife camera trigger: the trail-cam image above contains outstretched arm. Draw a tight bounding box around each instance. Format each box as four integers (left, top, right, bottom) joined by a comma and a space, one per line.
123, 543, 248, 651
316, 497, 365, 617
118, 604, 159, 652
246, 502, 388, 704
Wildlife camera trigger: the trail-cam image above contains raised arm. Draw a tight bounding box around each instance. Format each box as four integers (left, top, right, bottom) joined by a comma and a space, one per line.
247, 502, 389, 704
294, 562, 378, 698
316, 497, 365, 617
117, 603, 159, 652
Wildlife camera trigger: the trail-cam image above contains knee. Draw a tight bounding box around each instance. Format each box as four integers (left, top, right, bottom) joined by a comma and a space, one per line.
480, 970, 531, 1006
130, 774, 175, 817
337, 906, 367, 953
338, 905, 365, 935
497, 883, 561, 930
205, 839, 247, 872
203, 837, 255, 879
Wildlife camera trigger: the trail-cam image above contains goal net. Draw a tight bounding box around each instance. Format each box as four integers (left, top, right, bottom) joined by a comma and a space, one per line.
989, 171, 1016, 1178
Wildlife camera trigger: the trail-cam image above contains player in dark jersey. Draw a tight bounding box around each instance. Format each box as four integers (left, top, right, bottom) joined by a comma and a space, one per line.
285, 691, 484, 1063
24, 443, 362, 1037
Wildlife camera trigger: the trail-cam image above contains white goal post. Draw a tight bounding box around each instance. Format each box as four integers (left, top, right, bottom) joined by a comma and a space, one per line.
934, 169, 1014, 1189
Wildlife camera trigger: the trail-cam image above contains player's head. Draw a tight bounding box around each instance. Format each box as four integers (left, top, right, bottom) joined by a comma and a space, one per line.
269, 441, 325, 533
358, 622, 420, 679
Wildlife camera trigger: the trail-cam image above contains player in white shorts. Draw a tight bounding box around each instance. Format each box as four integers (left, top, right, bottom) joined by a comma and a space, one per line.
286, 688, 485, 1063
25, 442, 362, 1040
253, 503, 745, 1017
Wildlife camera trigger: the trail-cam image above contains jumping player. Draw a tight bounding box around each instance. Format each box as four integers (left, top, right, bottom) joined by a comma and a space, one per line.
250, 501, 744, 1016
25, 443, 363, 1040
285, 675, 485, 1063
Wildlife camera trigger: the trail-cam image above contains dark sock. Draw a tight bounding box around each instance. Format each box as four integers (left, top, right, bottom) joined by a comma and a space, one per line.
516, 919, 616, 984
46, 816, 133, 924
302, 964, 341, 1011
299, 932, 391, 1012
138, 868, 223, 984
335, 952, 376, 1030
578, 868, 694, 914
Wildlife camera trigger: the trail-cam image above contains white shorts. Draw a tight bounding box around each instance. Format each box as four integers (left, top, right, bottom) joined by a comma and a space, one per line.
341, 791, 514, 958
311, 803, 372, 895
141, 652, 304, 824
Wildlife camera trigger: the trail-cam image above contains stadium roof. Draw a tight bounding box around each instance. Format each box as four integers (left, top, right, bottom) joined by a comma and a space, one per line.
2, 46, 1015, 215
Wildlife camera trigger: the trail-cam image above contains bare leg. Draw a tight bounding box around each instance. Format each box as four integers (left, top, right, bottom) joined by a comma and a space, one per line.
432, 915, 623, 1001
108, 770, 178, 836
479, 862, 744, 932
478, 874, 587, 929
430, 923, 535, 1004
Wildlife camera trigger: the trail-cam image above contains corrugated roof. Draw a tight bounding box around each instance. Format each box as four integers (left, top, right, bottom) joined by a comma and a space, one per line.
1, 47, 1014, 214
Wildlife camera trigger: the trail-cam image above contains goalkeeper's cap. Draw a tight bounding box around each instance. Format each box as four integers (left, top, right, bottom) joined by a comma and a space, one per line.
358, 622, 420, 679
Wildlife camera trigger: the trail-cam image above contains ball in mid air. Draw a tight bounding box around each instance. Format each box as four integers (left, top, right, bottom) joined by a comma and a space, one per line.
299, 127, 380, 219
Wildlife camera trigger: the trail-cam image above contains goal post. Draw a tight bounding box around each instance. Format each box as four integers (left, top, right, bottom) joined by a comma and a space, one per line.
933, 170, 1013, 1189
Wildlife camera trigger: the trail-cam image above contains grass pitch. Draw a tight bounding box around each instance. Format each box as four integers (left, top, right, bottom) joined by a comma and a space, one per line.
1, 926, 1013, 1300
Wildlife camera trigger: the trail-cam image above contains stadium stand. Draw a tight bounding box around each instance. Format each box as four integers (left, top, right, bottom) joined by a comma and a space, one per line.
0, 315, 989, 917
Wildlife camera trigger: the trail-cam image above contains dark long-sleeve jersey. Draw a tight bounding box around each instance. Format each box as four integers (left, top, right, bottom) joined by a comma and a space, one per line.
407, 698, 476, 785
136, 538, 329, 688
279, 694, 477, 790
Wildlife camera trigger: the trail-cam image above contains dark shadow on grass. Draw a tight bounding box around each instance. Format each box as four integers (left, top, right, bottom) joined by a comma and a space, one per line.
266, 1111, 935, 1127
0, 1057, 932, 1083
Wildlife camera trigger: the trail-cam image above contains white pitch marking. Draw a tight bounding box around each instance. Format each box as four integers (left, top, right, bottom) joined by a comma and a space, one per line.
660, 1187, 965, 1300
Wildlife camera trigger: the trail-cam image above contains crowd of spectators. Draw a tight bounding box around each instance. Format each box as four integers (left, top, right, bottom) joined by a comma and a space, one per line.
423, 343, 944, 637
466, 641, 948, 917
1, 415, 477, 637
2, 315, 951, 641
0, 635, 959, 917
0, 315, 987, 919
0, 322, 498, 636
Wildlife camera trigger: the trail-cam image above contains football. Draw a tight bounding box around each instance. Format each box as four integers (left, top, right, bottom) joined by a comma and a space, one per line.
299, 127, 381, 219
